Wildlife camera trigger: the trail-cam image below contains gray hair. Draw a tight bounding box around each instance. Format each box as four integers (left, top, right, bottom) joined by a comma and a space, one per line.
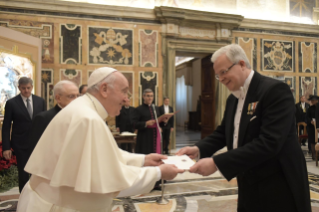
143, 88, 153, 95
211, 44, 251, 69
18, 77, 33, 86
53, 80, 77, 97
87, 73, 117, 93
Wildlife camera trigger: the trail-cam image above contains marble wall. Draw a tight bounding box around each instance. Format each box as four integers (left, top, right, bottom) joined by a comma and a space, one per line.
0, 13, 162, 111
234, 31, 319, 102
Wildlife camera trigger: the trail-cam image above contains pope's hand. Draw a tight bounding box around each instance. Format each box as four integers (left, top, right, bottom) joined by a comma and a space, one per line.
189, 158, 217, 176
144, 153, 167, 166
175, 146, 199, 159
159, 164, 184, 180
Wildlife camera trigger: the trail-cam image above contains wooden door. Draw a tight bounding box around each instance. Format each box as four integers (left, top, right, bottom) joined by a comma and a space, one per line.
201, 55, 215, 139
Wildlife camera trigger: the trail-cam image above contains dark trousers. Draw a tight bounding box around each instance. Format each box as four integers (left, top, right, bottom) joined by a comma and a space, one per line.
14, 148, 30, 193
161, 128, 170, 154
237, 169, 298, 212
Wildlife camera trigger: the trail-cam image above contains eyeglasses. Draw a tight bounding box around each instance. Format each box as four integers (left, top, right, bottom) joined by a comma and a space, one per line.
64, 94, 80, 99
215, 63, 236, 80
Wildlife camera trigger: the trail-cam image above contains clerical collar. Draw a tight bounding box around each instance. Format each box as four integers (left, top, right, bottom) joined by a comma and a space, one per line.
143, 102, 152, 107
86, 93, 108, 120
124, 106, 130, 109
231, 70, 254, 99
57, 104, 63, 109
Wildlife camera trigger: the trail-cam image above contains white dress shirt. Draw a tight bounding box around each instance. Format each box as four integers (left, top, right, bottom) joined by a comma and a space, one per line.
231, 70, 254, 149
20, 94, 33, 112
164, 105, 169, 114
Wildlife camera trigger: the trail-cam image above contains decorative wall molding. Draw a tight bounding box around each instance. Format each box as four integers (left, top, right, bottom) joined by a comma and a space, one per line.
0, 0, 157, 21
239, 18, 319, 35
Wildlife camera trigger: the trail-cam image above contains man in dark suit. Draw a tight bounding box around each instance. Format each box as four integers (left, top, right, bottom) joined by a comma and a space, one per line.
2, 77, 46, 192
159, 97, 174, 154
177, 44, 310, 212
295, 95, 310, 146
116, 98, 135, 152
28, 80, 79, 155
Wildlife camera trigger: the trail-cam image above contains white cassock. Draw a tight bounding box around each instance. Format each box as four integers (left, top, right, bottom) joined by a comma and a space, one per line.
17, 93, 159, 212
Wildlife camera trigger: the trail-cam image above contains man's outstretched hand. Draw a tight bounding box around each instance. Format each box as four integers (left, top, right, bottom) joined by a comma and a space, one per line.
144, 153, 167, 166
189, 158, 217, 176
175, 146, 199, 159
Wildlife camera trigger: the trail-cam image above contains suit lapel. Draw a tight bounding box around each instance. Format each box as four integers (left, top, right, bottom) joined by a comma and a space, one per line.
237, 72, 260, 147
17, 95, 31, 120
32, 95, 39, 118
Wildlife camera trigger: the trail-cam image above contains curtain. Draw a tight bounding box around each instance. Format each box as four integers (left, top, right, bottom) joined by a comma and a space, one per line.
176, 75, 192, 126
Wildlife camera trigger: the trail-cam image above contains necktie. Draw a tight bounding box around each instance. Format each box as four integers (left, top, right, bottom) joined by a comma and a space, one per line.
26, 98, 33, 119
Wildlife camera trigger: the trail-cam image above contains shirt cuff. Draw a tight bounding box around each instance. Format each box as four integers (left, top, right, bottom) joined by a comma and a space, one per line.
156, 166, 161, 181
141, 155, 145, 166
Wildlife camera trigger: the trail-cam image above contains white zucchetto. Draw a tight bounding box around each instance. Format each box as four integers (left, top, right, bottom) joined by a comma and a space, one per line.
88, 67, 118, 88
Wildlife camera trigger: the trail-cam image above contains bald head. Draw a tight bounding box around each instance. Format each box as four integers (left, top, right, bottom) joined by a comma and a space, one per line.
54, 80, 79, 108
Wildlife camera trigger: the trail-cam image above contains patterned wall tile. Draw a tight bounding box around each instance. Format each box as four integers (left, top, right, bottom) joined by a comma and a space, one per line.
60, 24, 82, 64
139, 30, 158, 67
261, 39, 294, 72
41, 69, 54, 109
299, 76, 317, 100
270, 75, 296, 100
0, 20, 54, 64
88, 27, 133, 65
236, 37, 257, 71
60, 69, 82, 86
139, 71, 158, 105
299, 42, 317, 73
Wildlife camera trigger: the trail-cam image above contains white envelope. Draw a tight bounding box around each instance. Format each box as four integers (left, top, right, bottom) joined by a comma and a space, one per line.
162, 155, 195, 170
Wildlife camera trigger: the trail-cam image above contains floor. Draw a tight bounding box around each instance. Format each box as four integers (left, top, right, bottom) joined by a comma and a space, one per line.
1, 128, 319, 211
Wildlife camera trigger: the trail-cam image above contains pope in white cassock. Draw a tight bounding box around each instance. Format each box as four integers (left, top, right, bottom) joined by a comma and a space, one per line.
17, 67, 184, 212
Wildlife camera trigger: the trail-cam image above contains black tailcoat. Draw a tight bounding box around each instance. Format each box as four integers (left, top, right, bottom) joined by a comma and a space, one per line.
132, 103, 160, 154
2, 94, 46, 192
28, 104, 61, 154
195, 72, 310, 212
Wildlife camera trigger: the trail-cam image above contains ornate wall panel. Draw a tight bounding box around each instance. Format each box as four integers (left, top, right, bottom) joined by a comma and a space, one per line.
88, 27, 133, 65
236, 37, 257, 71
60, 24, 82, 64
261, 39, 294, 72
139, 72, 158, 105
139, 30, 158, 67
299, 42, 317, 73
0, 20, 54, 64
41, 69, 54, 109
60, 69, 82, 86
299, 76, 317, 100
